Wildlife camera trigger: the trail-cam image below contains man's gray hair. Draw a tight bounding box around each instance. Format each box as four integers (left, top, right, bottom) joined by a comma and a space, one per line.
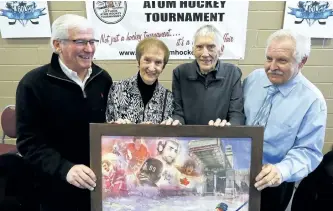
265, 29, 311, 64
50, 14, 95, 52
193, 24, 224, 48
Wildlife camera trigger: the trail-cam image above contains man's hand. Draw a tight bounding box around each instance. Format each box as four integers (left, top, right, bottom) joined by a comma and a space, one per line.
66, 165, 97, 191
254, 164, 283, 191
160, 118, 181, 126
208, 118, 231, 127
114, 118, 132, 124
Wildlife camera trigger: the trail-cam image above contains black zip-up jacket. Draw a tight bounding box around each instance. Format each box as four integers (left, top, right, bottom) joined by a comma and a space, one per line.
15, 53, 112, 209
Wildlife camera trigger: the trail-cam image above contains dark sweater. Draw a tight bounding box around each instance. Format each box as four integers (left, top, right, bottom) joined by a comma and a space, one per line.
172, 60, 245, 125
137, 72, 157, 107
15, 53, 112, 209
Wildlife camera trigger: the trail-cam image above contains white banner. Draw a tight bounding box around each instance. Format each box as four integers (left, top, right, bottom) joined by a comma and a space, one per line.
86, 1, 249, 60
0, 1, 51, 38
283, 1, 333, 38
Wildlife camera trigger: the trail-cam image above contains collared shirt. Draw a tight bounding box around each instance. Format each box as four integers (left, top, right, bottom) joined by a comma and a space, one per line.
195, 60, 220, 77
243, 68, 327, 182
58, 58, 92, 91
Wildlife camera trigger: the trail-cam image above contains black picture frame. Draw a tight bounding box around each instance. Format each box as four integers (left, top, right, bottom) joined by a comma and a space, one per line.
90, 124, 264, 211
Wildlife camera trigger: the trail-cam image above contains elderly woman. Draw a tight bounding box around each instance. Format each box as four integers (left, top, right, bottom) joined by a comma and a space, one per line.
106, 37, 173, 124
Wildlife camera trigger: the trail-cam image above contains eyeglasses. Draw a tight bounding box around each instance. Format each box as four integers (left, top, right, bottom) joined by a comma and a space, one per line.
60, 39, 99, 46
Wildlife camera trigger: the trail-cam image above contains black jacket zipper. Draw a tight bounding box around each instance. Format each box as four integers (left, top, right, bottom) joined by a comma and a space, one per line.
47, 70, 103, 98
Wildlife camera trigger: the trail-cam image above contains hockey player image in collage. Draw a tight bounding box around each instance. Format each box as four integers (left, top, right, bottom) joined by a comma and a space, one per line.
100, 136, 252, 211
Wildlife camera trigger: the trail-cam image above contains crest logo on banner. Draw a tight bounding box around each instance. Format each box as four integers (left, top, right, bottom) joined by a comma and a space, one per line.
283, 1, 333, 38
0, 1, 46, 26
93, 1, 127, 24
0, 1, 51, 38
287, 1, 333, 26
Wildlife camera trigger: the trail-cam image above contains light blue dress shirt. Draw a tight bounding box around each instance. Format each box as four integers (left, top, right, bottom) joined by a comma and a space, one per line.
243, 68, 327, 183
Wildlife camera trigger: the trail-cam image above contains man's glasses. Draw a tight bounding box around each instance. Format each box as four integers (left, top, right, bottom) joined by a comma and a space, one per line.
61, 39, 99, 46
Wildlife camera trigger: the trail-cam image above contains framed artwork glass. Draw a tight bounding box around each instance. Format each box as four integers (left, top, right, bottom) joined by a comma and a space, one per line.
90, 124, 264, 211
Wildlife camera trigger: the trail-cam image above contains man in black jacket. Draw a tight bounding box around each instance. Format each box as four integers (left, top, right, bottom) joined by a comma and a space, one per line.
162, 25, 245, 126
291, 146, 333, 211
15, 14, 112, 211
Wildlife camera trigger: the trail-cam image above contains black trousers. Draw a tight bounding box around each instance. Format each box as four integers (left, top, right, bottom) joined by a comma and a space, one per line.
40, 201, 90, 211
38, 185, 91, 211
260, 182, 295, 211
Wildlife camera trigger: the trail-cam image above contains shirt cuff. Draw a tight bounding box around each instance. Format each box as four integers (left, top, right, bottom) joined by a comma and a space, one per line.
57, 160, 75, 181
275, 162, 291, 183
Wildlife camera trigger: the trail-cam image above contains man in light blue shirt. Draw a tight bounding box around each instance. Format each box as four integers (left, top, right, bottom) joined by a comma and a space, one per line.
243, 29, 327, 211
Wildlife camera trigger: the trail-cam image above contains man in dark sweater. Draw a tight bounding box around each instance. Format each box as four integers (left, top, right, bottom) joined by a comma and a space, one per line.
15, 14, 112, 211
163, 25, 245, 126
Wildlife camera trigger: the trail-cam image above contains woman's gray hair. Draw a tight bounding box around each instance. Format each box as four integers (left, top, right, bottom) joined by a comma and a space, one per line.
50, 14, 95, 52
265, 29, 311, 64
193, 24, 224, 48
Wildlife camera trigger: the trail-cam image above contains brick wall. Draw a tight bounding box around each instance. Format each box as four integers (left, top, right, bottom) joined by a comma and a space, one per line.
0, 1, 332, 153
